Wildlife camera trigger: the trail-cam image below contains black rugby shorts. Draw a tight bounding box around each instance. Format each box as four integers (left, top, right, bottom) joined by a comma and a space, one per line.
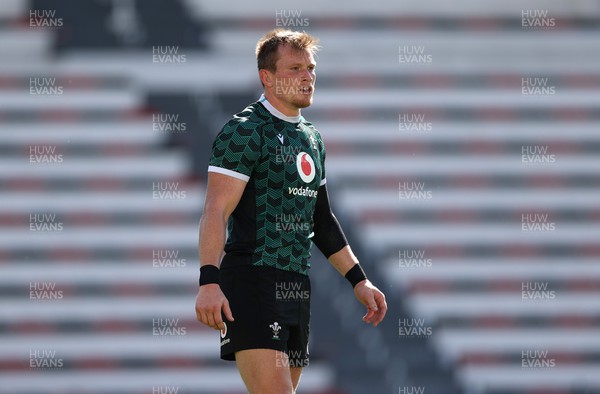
219, 263, 310, 367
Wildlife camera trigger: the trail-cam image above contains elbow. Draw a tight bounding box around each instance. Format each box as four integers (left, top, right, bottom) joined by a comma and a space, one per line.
200, 204, 231, 228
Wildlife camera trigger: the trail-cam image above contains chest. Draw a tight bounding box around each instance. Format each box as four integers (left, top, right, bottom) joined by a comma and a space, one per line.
259, 124, 322, 189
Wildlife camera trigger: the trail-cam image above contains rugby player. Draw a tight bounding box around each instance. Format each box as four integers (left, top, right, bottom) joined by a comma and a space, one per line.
195, 28, 387, 394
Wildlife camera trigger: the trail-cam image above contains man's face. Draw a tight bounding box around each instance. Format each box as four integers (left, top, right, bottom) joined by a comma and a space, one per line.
268, 45, 316, 110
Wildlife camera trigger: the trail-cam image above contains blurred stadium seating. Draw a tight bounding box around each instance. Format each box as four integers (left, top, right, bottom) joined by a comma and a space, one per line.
1, 0, 599, 393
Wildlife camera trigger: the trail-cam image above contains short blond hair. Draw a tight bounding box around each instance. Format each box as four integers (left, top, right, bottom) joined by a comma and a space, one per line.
255, 28, 320, 72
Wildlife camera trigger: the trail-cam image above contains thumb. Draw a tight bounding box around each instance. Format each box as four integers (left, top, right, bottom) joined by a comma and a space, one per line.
222, 298, 235, 322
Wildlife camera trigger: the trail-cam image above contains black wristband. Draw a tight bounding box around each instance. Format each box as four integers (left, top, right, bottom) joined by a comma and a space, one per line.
345, 264, 367, 288
199, 265, 220, 286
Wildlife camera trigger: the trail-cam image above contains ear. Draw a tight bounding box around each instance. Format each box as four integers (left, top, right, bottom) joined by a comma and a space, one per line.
259, 69, 273, 88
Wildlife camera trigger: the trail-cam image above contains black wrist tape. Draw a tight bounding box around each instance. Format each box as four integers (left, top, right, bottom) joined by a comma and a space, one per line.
199, 265, 220, 286
345, 264, 367, 288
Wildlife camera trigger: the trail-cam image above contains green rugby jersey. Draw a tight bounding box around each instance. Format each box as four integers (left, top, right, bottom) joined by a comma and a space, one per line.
208, 95, 326, 275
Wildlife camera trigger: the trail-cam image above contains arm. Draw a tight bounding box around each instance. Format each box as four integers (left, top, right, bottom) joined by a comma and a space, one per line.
328, 246, 387, 327
195, 172, 247, 331
312, 184, 387, 326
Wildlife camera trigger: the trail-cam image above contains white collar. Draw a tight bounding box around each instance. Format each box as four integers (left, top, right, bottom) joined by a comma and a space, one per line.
258, 94, 302, 123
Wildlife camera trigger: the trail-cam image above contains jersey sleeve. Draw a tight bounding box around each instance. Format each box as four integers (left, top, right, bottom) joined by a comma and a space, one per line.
208, 120, 262, 182
315, 129, 326, 186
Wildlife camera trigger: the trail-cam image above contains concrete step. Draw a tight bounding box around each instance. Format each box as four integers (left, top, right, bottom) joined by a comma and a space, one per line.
408, 293, 600, 320
0, 153, 188, 178
436, 328, 600, 360
380, 258, 600, 282
0, 225, 198, 248
361, 223, 600, 250
0, 365, 334, 393
0, 332, 216, 358
0, 120, 170, 145
337, 189, 598, 211
317, 121, 600, 142
0, 89, 140, 110
185, 0, 600, 18
0, 189, 203, 212
2, 296, 198, 322
0, 264, 194, 284
0, 0, 26, 20
326, 156, 598, 177
457, 365, 600, 390
312, 89, 600, 108
0, 29, 50, 62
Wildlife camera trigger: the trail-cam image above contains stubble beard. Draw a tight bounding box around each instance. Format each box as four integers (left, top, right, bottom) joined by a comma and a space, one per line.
290, 93, 313, 110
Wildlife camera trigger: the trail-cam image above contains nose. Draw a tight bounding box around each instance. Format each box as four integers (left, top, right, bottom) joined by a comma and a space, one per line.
301, 68, 314, 83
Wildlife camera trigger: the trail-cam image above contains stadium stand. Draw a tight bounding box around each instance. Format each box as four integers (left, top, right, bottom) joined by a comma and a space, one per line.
0, 1, 335, 393
1, 0, 599, 393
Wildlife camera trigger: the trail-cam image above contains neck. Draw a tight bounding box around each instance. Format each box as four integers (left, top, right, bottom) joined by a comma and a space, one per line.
259, 94, 302, 123
263, 91, 300, 117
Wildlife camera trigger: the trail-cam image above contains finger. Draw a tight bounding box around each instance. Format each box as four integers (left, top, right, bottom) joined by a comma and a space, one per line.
205, 310, 218, 330
213, 311, 225, 331
362, 308, 375, 323
222, 299, 235, 322
366, 292, 378, 311
372, 308, 386, 326
363, 292, 378, 313
372, 293, 388, 326
200, 310, 211, 327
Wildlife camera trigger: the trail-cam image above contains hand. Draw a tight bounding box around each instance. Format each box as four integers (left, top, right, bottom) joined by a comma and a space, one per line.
353, 280, 387, 327
195, 284, 234, 331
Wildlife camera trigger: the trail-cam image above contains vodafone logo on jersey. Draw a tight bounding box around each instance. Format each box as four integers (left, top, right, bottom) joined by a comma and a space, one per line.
296, 152, 315, 183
